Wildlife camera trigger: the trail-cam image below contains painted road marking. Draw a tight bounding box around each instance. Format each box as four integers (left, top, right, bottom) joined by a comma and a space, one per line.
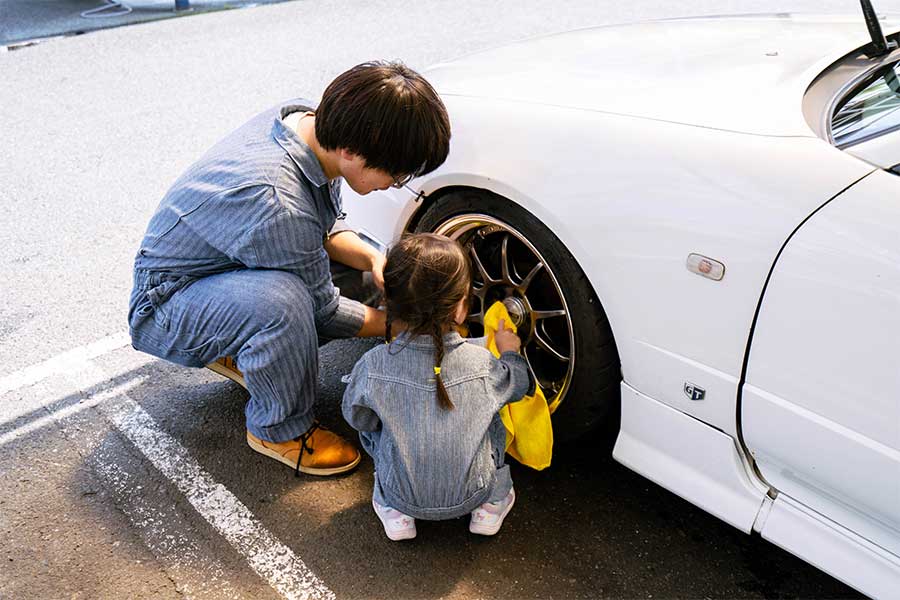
0, 331, 131, 395
89, 441, 244, 598
0, 340, 155, 430
0, 376, 145, 446
4, 348, 243, 598
71, 362, 337, 600
2, 338, 335, 600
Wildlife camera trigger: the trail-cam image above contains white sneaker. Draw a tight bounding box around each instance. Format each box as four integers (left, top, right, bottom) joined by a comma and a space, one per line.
372, 499, 416, 541
469, 487, 516, 536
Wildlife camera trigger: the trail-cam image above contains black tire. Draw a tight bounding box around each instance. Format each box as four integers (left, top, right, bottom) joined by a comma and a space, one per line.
414, 188, 621, 441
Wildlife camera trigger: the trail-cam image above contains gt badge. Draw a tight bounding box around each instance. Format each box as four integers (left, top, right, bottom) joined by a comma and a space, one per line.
684, 383, 705, 401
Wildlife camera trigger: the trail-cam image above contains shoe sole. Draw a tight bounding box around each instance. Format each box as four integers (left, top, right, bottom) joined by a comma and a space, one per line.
207, 359, 247, 390
246, 433, 361, 476
372, 500, 417, 541
469, 489, 516, 536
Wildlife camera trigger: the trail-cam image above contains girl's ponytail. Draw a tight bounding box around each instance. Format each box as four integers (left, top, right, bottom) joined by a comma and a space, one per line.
382, 233, 471, 412
431, 323, 454, 410
384, 312, 393, 345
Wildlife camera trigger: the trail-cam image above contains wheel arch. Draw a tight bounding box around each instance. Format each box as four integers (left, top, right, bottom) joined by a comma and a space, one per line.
405, 183, 617, 343
406, 183, 625, 438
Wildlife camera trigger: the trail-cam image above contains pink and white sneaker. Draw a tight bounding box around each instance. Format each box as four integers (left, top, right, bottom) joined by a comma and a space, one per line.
469, 487, 516, 536
372, 499, 416, 541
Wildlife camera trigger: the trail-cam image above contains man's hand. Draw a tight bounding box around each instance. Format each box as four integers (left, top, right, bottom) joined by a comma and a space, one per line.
324, 230, 387, 290
355, 307, 409, 339
495, 319, 521, 354
370, 253, 386, 291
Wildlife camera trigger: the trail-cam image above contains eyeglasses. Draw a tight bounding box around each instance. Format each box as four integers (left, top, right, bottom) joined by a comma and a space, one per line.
390, 172, 416, 189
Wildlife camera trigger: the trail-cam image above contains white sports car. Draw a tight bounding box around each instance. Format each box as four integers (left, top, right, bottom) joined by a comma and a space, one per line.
343, 9, 900, 598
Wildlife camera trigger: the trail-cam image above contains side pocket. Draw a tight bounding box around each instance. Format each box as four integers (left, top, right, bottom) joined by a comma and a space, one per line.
145, 276, 194, 331
174, 336, 222, 368
129, 294, 155, 329
152, 303, 170, 330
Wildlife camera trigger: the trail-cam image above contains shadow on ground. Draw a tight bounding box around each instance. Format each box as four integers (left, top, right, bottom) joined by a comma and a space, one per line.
110, 338, 862, 599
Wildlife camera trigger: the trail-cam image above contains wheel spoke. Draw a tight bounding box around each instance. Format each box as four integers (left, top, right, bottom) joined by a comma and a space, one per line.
533, 327, 570, 363
546, 380, 562, 398
532, 309, 566, 320
524, 346, 563, 398
500, 234, 514, 285
517, 261, 544, 292
469, 245, 497, 284
523, 346, 542, 388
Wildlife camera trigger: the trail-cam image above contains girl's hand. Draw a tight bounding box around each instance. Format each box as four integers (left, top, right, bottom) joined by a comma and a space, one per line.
495, 319, 521, 354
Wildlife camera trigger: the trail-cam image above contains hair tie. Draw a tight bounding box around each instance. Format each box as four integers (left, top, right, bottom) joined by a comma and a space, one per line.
433, 366, 441, 375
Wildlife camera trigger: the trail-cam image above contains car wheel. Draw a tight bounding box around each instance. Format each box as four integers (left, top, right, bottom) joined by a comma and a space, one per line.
414, 188, 621, 440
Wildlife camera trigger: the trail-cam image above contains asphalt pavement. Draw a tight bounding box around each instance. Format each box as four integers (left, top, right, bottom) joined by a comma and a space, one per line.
1, 0, 894, 597
0, 338, 865, 598
0, 0, 290, 46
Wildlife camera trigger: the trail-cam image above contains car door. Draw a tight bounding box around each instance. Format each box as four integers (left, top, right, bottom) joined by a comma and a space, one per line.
740, 166, 900, 558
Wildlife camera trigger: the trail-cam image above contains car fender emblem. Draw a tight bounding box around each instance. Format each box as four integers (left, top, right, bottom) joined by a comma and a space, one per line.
684, 383, 705, 401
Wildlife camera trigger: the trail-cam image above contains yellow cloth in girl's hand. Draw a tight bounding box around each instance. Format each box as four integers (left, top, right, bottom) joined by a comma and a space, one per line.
483, 301, 553, 470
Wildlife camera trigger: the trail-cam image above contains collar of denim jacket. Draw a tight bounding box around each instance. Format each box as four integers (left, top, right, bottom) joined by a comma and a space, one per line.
272, 101, 329, 188
392, 331, 467, 349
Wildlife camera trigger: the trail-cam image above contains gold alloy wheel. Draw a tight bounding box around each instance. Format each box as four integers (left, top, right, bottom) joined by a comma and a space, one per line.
433, 214, 575, 408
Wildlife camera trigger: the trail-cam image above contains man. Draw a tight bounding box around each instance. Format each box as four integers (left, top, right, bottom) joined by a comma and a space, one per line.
128, 61, 451, 476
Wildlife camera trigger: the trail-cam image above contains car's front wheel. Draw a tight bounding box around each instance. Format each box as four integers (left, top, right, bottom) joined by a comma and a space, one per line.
414, 188, 621, 440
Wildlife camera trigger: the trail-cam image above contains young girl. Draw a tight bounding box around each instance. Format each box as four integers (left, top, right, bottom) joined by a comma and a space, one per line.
341, 233, 533, 540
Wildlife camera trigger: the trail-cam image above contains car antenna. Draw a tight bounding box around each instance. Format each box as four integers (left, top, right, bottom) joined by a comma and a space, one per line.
859, 0, 894, 57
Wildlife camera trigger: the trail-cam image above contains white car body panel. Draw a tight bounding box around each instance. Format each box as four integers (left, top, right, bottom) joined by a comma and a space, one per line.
743, 168, 900, 557
341, 13, 900, 596
424, 15, 899, 137
759, 494, 900, 600
846, 128, 900, 169
345, 95, 873, 437
612, 383, 767, 533
620, 379, 900, 598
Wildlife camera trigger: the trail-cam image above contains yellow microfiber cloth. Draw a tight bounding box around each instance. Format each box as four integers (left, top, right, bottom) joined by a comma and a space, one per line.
483, 301, 553, 470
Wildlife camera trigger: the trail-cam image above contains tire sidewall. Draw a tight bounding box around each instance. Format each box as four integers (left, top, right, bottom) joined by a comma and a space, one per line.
415, 188, 620, 440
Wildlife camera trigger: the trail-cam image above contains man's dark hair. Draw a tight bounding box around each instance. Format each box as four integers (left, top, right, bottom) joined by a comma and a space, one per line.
316, 61, 451, 178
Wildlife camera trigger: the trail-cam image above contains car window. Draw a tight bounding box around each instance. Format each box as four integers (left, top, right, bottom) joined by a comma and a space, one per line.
831, 61, 900, 147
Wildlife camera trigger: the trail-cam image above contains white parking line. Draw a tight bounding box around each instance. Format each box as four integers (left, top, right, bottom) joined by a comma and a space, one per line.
69, 362, 336, 600
2, 338, 335, 600
89, 444, 245, 599
0, 376, 146, 446
0, 338, 155, 428
0, 332, 131, 395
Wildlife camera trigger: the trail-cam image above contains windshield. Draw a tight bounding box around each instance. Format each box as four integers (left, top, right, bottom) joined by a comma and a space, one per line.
831, 61, 900, 147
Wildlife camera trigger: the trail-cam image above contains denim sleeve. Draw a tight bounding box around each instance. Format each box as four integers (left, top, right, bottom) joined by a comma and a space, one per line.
232, 208, 365, 338
341, 357, 381, 432
328, 216, 352, 238
489, 351, 537, 410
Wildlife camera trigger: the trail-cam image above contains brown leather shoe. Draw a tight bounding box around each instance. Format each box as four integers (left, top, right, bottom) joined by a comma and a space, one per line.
246, 423, 361, 476
206, 356, 246, 389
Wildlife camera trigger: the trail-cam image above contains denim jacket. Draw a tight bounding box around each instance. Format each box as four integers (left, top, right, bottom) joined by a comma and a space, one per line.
130, 99, 364, 341
342, 332, 534, 520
